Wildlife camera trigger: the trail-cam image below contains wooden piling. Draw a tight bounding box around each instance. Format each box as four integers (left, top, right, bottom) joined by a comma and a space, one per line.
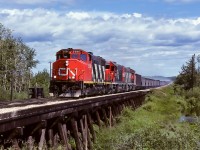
86, 125, 92, 149
48, 129, 54, 148
53, 133, 59, 150
109, 107, 113, 128
71, 117, 82, 150
80, 115, 88, 150
115, 105, 120, 115
63, 124, 72, 150
12, 139, 20, 150
102, 108, 109, 127
38, 129, 46, 150
95, 110, 102, 128
27, 136, 34, 150
87, 112, 96, 142
58, 123, 71, 150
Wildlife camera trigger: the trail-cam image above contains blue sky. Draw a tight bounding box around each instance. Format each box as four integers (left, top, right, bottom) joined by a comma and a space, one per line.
1, 0, 200, 76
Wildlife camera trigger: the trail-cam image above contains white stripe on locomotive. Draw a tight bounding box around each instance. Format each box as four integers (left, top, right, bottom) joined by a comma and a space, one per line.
94, 63, 98, 82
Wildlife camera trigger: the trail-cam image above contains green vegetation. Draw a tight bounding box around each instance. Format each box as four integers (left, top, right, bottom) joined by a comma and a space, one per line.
0, 23, 38, 100
94, 86, 200, 149
175, 54, 198, 90
96, 52, 200, 149
30, 69, 50, 97
174, 54, 200, 116
0, 23, 50, 100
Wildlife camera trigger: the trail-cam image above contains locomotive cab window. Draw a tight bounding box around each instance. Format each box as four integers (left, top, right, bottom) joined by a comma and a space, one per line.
71, 54, 79, 59
106, 65, 110, 69
63, 52, 70, 58
80, 54, 87, 62
56, 54, 63, 60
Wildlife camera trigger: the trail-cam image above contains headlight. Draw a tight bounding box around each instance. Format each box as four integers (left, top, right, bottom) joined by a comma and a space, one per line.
65, 61, 69, 66
54, 75, 57, 79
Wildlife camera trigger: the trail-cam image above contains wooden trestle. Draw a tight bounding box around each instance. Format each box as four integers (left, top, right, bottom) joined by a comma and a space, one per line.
0, 90, 148, 149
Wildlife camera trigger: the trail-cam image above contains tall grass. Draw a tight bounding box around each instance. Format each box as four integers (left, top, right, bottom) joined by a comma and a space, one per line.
184, 87, 200, 116
94, 86, 200, 149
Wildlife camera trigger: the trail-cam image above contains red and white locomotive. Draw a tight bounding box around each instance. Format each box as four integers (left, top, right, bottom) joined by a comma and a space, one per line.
49, 48, 166, 97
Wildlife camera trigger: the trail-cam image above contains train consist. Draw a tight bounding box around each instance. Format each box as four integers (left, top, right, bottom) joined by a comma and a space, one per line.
49, 48, 168, 97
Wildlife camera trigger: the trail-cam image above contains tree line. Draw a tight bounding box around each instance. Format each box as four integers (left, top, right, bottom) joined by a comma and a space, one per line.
0, 23, 50, 100
175, 54, 199, 90
175, 54, 200, 116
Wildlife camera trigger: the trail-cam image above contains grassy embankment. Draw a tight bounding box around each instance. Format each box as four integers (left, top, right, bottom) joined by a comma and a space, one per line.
94, 85, 200, 150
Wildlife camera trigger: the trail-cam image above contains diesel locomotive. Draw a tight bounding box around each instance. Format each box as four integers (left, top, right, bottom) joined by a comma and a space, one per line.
49, 48, 166, 97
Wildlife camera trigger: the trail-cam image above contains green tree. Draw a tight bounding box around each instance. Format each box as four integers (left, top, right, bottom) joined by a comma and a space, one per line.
31, 69, 50, 97
0, 23, 38, 100
175, 54, 197, 90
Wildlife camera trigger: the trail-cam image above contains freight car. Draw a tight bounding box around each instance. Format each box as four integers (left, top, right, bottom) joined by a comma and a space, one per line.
49, 48, 165, 97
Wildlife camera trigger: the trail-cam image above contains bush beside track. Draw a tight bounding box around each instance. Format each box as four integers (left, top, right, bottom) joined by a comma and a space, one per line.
94, 85, 200, 150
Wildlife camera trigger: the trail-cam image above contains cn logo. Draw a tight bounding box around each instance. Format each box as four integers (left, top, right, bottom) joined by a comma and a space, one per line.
58, 68, 77, 78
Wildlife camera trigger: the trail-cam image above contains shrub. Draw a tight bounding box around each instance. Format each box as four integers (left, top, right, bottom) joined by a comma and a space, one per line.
0, 87, 10, 101
185, 87, 200, 99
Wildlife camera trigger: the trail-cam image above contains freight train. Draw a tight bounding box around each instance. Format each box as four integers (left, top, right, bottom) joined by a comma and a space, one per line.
49, 48, 168, 97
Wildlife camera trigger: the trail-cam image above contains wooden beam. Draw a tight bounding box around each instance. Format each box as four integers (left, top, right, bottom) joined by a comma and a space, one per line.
109, 107, 114, 128
111, 106, 116, 117
87, 129, 92, 150
31, 120, 46, 135
53, 133, 59, 150
80, 116, 87, 150
38, 128, 46, 150
118, 104, 122, 114
49, 118, 61, 129
48, 129, 54, 148
70, 117, 82, 150
95, 110, 102, 128
12, 139, 20, 150
114, 105, 120, 116
58, 123, 71, 150
131, 100, 136, 109
27, 136, 34, 150
102, 108, 109, 127
87, 112, 96, 142
8, 127, 23, 140
63, 124, 72, 150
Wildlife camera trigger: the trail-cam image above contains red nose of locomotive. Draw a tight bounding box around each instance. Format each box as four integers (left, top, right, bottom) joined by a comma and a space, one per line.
52, 59, 78, 81
52, 49, 92, 82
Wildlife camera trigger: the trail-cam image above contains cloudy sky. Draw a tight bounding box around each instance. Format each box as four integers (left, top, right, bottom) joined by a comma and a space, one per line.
0, 0, 200, 77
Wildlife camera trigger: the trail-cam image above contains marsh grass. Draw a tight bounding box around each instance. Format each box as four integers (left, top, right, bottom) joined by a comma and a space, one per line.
94, 86, 200, 150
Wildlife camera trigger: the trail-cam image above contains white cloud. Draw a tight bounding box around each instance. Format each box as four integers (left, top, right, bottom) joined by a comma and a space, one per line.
66, 12, 91, 20
133, 13, 142, 18
0, 9, 200, 76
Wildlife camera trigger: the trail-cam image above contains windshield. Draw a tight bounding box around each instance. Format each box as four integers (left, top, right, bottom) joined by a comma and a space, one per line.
56, 52, 70, 60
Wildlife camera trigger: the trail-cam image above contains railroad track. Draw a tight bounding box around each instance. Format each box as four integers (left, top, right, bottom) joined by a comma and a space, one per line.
0, 97, 73, 109
0, 89, 150, 109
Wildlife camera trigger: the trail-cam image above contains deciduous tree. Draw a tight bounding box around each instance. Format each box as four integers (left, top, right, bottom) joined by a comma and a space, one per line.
0, 23, 38, 100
